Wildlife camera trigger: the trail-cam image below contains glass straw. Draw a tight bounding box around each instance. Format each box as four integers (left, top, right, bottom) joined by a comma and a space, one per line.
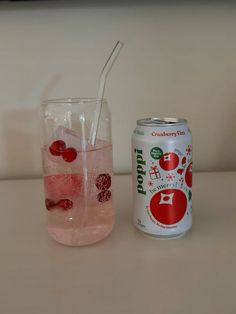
89, 41, 124, 145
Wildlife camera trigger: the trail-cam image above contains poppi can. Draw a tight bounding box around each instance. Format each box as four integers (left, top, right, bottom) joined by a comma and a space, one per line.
132, 118, 193, 238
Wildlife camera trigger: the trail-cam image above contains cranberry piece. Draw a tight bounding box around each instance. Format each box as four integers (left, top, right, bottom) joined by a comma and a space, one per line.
45, 198, 55, 210
49, 140, 66, 156
96, 173, 111, 191
62, 148, 77, 162
97, 190, 111, 203
182, 156, 187, 165
57, 199, 73, 210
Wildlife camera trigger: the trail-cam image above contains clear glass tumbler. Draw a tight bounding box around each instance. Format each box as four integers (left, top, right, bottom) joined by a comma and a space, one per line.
41, 98, 114, 246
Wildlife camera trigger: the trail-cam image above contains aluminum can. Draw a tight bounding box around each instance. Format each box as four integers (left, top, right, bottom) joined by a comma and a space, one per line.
132, 118, 192, 238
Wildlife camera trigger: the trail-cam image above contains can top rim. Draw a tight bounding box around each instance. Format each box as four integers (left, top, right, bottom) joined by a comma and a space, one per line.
137, 117, 187, 126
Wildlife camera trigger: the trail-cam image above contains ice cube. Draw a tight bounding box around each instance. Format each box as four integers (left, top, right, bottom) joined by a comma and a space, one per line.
44, 173, 83, 200
53, 126, 83, 151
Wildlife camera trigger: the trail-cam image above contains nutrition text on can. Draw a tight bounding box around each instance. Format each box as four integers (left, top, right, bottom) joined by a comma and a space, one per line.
132, 118, 193, 239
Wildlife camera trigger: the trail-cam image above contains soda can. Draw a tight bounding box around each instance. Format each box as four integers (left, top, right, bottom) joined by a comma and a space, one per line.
132, 118, 193, 239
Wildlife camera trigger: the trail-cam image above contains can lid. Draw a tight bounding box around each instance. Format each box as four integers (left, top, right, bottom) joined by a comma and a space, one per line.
137, 117, 187, 127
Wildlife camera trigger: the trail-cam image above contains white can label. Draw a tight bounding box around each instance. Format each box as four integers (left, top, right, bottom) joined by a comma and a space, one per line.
132, 126, 192, 237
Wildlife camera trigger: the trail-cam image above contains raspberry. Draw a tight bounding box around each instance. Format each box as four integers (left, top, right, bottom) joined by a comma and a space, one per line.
96, 173, 111, 191
49, 140, 66, 156
97, 190, 111, 203
57, 199, 73, 210
62, 148, 77, 162
45, 198, 55, 210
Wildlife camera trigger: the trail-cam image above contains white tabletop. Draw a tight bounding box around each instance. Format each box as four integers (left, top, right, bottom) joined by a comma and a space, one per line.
0, 173, 236, 314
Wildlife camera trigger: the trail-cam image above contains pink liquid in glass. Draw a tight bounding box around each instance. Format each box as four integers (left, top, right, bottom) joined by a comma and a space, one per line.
42, 140, 114, 246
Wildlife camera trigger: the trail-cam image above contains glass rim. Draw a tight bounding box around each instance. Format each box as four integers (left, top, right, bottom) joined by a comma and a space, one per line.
42, 97, 107, 106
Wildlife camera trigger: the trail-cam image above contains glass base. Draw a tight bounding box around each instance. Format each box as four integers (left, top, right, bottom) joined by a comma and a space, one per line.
48, 223, 114, 246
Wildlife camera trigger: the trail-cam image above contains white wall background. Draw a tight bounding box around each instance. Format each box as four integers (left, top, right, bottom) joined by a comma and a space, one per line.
0, 1, 236, 178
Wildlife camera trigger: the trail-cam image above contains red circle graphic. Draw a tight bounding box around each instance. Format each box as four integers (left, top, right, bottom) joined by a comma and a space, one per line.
185, 163, 193, 188
150, 188, 187, 225
159, 152, 179, 171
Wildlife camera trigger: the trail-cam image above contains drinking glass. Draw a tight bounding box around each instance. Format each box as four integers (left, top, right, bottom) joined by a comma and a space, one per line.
41, 98, 114, 246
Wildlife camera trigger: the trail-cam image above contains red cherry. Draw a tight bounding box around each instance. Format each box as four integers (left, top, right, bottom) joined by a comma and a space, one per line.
182, 156, 187, 165
96, 173, 111, 191
45, 198, 55, 210
49, 140, 66, 156
97, 190, 111, 203
177, 168, 183, 175
62, 148, 77, 162
57, 199, 73, 210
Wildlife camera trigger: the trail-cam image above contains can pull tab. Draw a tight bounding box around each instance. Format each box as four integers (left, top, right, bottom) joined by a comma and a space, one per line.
137, 117, 187, 126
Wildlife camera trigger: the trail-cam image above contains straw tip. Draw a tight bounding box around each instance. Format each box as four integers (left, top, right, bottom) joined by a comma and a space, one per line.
117, 41, 124, 47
